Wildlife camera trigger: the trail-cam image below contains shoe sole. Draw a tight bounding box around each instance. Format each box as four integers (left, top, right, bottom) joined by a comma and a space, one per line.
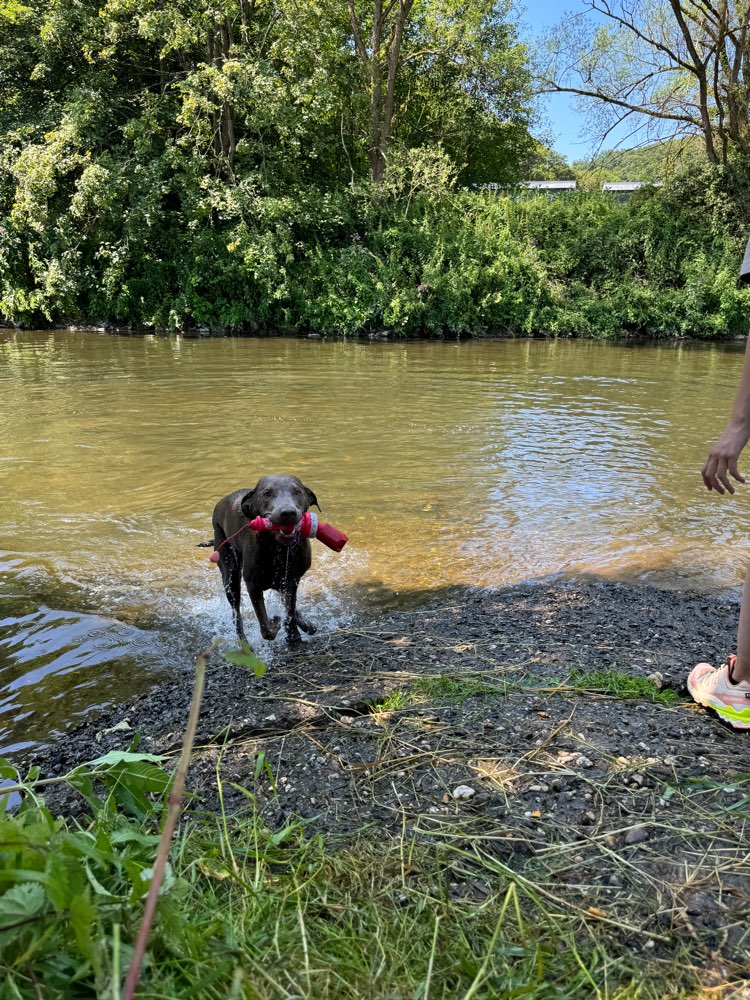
688, 677, 750, 729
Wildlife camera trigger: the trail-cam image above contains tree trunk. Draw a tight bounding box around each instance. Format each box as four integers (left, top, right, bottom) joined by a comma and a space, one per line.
349, 0, 414, 184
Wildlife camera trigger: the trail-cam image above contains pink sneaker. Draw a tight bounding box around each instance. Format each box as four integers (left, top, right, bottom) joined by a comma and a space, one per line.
688, 656, 750, 729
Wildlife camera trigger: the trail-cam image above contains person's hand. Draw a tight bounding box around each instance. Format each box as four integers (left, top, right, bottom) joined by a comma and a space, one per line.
702, 424, 750, 494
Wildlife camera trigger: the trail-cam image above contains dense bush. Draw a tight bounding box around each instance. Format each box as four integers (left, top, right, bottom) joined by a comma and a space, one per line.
3, 174, 749, 339
2, 0, 749, 339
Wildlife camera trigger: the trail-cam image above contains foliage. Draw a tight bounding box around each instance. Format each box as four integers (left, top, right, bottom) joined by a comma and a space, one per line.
537, 1, 750, 167
566, 669, 681, 706
0, 0, 748, 338
0, 751, 704, 998
572, 137, 704, 186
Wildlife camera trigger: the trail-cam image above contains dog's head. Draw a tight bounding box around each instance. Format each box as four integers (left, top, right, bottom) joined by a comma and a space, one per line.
241, 475, 319, 546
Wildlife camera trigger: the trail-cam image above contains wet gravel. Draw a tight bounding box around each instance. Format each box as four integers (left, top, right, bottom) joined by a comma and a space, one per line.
19, 578, 750, 971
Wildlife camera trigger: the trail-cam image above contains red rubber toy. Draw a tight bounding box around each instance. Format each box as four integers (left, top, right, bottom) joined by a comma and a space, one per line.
210, 511, 348, 563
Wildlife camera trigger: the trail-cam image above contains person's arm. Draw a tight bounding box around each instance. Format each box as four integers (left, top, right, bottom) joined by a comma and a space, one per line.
702, 335, 750, 494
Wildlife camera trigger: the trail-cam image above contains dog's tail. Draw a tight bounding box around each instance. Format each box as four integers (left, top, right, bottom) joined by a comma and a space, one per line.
196, 539, 215, 548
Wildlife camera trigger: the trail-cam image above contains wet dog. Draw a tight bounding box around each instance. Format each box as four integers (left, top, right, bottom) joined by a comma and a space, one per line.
210, 475, 319, 645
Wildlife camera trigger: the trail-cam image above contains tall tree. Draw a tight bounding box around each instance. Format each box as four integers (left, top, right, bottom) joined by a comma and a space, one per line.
347, 0, 416, 183
537, 1, 750, 166
346, 0, 533, 183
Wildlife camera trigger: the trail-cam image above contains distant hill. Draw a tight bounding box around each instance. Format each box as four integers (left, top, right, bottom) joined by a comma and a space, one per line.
572, 138, 702, 185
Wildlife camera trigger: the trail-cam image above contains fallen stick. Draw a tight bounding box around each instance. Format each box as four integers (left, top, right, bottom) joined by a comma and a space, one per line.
122, 648, 208, 1000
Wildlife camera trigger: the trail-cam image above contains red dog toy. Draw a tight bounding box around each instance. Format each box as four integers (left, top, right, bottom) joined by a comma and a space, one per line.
210, 512, 348, 563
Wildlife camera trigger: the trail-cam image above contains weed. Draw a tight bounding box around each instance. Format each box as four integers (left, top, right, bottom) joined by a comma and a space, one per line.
412, 673, 508, 705
565, 669, 680, 705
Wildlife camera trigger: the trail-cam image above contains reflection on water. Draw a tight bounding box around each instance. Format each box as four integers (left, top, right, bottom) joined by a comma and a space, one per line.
0, 330, 747, 751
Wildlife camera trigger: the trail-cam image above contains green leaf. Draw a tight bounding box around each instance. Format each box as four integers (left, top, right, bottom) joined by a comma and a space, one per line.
223, 641, 267, 676
69, 891, 96, 963
83, 751, 165, 769
0, 883, 47, 929
45, 851, 86, 912
102, 761, 172, 819
0, 757, 18, 781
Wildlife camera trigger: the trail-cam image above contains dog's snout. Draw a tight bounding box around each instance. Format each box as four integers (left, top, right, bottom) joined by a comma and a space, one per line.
277, 507, 299, 523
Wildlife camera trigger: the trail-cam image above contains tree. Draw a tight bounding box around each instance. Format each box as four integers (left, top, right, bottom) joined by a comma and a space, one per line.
537, 1, 750, 166
346, 0, 533, 183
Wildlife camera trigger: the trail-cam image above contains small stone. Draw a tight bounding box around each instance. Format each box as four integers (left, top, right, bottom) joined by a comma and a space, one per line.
644, 939, 655, 950
264, 714, 277, 722
582, 811, 597, 825
647, 672, 664, 689
608, 874, 623, 887
578, 756, 594, 769
452, 785, 476, 800
663, 756, 678, 766
625, 826, 649, 845
630, 773, 645, 788
528, 783, 549, 793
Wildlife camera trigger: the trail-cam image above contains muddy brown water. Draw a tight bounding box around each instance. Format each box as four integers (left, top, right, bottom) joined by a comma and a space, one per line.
1, 330, 748, 754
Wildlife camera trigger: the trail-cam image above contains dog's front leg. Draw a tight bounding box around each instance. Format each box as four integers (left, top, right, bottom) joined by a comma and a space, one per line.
282, 583, 303, 646
248, 583, 281, 640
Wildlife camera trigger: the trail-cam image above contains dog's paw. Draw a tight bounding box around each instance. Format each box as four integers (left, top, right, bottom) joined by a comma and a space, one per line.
295, 614, 317, 635
260, 616, 281, 640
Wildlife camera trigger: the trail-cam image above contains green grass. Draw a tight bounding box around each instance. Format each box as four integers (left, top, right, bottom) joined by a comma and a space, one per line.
411, 673, 508, 705
372, 689, 412, 713
0, 784, 706, 999
565, 669, 680, 706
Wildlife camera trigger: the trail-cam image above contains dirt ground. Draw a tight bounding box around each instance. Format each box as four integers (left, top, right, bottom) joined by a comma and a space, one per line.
27, 578, 750, 981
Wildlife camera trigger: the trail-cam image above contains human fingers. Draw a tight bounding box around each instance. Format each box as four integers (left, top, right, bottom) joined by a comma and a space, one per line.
728, 456, 747, 484
716, 460, 736, 495
702, 455, 723, 493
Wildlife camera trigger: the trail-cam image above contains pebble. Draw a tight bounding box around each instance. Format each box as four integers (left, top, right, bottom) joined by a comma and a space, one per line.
452, 785, 476, 800
625, 826, 649, 845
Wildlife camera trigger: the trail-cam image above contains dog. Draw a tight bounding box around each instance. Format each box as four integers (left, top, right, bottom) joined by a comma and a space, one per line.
210, 475, 320, 645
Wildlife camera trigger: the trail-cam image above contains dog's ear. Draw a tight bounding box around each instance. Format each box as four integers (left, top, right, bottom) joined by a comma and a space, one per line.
303, 485, 320, 510
240, 489, 259, 518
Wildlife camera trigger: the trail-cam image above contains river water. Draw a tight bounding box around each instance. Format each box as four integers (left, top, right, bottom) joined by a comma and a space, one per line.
1, 330, 748, 753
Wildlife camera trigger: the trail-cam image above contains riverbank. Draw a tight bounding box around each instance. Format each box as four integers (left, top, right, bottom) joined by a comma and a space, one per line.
16, 578, 750, 994
4, 186, 750, 341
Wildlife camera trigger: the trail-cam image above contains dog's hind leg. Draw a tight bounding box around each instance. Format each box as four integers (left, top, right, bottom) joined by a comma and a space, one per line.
214, 526, 246, 641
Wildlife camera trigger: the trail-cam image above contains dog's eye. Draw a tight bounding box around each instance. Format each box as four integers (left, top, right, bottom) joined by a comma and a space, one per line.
263, 489, 272, 498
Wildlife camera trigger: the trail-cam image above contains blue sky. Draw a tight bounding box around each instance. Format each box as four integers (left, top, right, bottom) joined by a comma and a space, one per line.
519, 1, 609, 163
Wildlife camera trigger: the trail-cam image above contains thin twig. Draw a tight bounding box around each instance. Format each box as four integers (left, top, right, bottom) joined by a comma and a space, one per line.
122, 649, 208, 1000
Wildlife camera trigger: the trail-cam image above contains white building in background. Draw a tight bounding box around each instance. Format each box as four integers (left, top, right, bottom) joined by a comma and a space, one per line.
602, 181, 664, 197
518, 180, 577, 191
478, 179, 663, 198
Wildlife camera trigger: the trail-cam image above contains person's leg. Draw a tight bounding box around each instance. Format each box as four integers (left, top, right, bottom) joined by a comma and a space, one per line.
733, 567, 750, 681
688, 567, 750, 727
